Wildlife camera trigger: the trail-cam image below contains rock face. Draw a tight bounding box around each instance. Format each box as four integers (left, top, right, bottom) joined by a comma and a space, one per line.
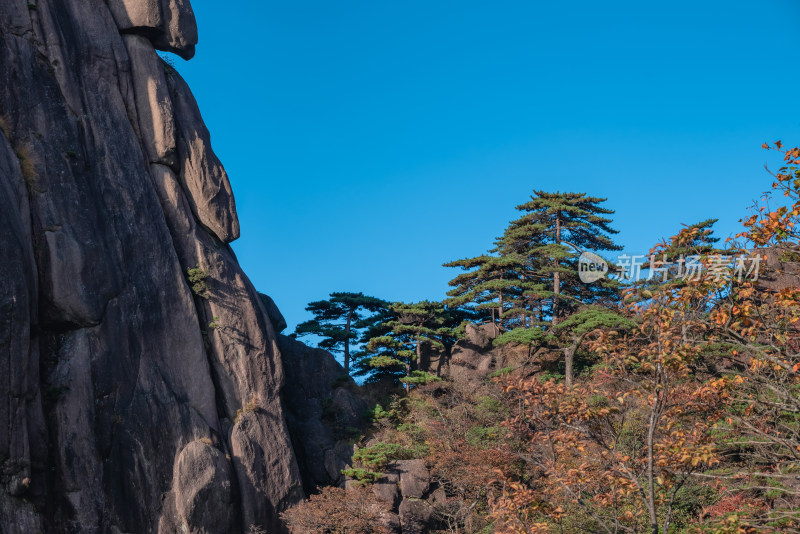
447, 323, 561, 384
279, 335, 367, 494
367, 459, 435, 534
108, 0, 198, 59
0, 1, 329, 532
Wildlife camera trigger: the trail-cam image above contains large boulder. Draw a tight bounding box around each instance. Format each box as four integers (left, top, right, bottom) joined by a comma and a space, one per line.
108, 0, 199, 59
447, 322, 560, 384
124, 34, 177, 167
397, 460, 430, 500
398, 499, 433, 534
173, 440, 239, 533
168, 70, 240, 243
757, 247, 800, 292
259, 293, 288, 333
448, 323, 499, 384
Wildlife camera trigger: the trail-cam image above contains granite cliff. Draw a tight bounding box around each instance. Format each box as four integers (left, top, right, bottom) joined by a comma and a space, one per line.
0, 1, 350, 532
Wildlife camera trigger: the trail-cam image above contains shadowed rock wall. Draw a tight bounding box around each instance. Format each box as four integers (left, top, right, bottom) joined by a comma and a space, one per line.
0, 1, 323, 532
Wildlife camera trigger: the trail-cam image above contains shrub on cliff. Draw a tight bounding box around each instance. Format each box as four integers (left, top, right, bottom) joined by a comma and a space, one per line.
281, 485, 391, 534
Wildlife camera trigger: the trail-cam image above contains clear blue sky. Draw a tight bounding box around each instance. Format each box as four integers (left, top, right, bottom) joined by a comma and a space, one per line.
177, 0, 800, 332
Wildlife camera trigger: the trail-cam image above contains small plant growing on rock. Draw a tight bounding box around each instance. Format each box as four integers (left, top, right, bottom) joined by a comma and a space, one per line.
158, 53, 177, 73
186, 265, 210, 298
340, 467, 383, 485
15, 146, 39, 192
350, 441, 425, 472
487, 366, 514, 379
208, 316, 220, 329
399, 370, 441, 386
0, 116, 10, 138
233, 396, 258, 424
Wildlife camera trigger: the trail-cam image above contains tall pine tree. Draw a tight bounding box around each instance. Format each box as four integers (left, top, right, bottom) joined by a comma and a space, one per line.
294, 292, 386, 374
498, 190, 622, 324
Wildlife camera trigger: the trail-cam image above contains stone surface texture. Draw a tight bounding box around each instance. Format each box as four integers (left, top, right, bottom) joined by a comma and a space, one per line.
0, 1, 346, 532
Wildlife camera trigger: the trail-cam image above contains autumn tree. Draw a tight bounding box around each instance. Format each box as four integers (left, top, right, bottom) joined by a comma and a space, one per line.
294, 292, 386, 373
491, 263, 726, 533
281, 485, 391, 534
489, 149, 800, 532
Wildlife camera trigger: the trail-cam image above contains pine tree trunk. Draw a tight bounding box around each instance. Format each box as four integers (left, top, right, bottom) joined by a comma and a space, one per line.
344, 311, 352, 374
564, 343, 576, 388
647, 388, 661, 534
498, 291, 504, 331
528, 291, 535, 329
416, 335, 421, 370
553, 214, 561, 326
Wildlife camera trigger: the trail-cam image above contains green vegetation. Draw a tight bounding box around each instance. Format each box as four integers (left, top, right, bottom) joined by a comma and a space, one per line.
15, 145, 39, 192
287, 158, 800, 532
294, 292, 386, 374
233, 397, 258, 424
186, 264, 210, 298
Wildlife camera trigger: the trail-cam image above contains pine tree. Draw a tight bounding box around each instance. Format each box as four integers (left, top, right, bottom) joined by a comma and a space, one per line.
387, 300, 445, 372
633, 219, 721, 293
443, 254, 524, 332
355, 301, 463, 387
550, 306, 635, 387
498, 190, 622, 325
659, 218, 720, 260
294, 292, 386, 374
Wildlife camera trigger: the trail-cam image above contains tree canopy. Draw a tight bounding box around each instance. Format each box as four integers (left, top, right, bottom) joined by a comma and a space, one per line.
294, 292, 386, 373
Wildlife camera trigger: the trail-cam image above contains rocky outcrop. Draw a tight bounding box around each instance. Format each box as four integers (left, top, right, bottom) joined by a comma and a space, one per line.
447, 323, 561, 384
367, 459, 436, 534
260, 293, 288, 334
0, 1, 324, 532
279, 335, 367, 494
108, 0, 198, 59
757, 246, 800, 292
